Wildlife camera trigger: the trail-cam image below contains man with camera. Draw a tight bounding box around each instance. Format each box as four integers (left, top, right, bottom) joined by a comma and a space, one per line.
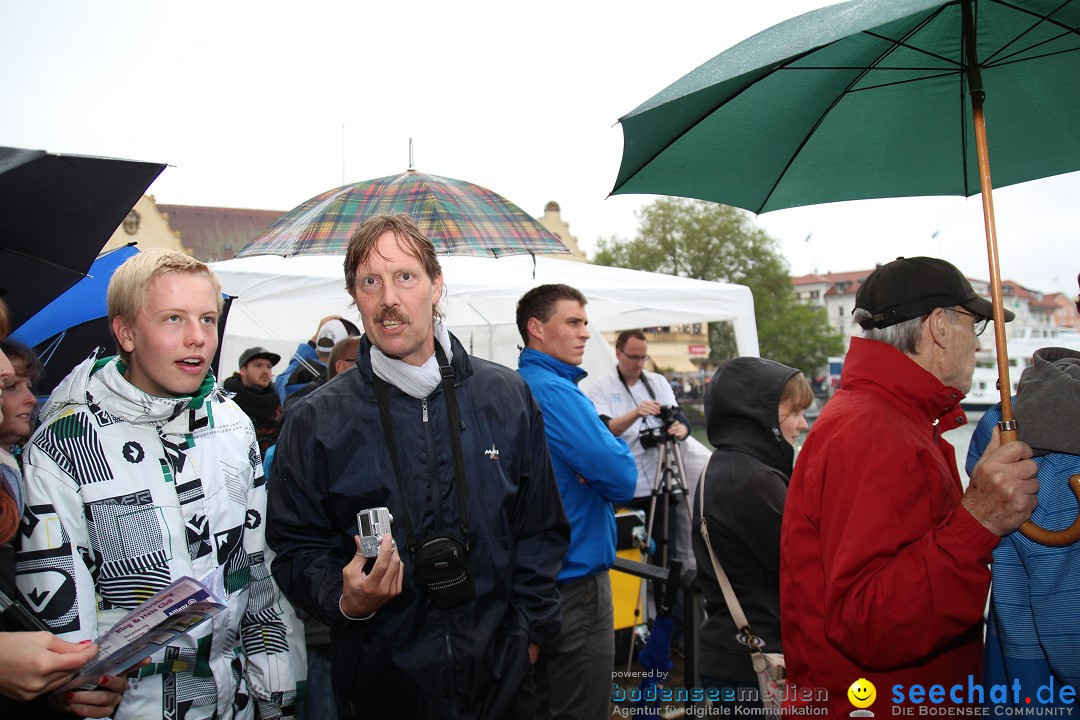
588, 331, 691, 552
516, 285, 637, 720
588, 330, 691, 500
267, 214, 570, 720
587, 330, 692, 647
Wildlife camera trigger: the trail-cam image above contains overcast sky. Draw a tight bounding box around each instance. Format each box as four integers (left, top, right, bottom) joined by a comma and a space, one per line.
3, 0, 1077, 296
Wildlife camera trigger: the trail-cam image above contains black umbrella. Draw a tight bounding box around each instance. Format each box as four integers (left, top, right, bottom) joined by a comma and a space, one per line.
0, 146, 165, 330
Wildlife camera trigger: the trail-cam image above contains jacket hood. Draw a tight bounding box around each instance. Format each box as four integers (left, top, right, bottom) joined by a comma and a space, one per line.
39, 352, 219, 433
704, 357, 800, 474
1016, 346, 1080, 456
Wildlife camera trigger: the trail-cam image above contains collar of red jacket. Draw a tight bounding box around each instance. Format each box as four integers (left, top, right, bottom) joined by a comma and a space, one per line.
841, 337, 968, 432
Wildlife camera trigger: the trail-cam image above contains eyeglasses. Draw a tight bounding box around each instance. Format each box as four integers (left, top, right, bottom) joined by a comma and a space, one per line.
619, 350, 649, 362
951, 307, 989, 336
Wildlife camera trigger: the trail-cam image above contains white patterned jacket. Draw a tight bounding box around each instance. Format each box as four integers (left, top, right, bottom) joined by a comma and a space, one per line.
16, 355, 305, 720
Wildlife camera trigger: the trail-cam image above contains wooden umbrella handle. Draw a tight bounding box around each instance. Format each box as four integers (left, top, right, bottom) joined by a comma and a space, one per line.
1018, 476, 1080, 547
998, 427, 1080, 546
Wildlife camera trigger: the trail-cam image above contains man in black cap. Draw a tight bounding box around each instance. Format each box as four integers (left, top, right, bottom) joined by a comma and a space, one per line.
224, 346, 282, 455
779, 256, 1040, 713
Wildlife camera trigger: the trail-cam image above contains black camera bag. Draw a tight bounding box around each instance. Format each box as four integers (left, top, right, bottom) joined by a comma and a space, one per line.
413, 534, 475, 609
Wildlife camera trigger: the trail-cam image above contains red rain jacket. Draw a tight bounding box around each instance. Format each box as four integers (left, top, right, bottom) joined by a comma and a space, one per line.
781, 337, 998, 714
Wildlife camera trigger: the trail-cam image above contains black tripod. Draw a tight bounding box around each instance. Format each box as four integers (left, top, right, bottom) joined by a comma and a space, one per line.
642, 432, 693, 584
623, 431, 694, 671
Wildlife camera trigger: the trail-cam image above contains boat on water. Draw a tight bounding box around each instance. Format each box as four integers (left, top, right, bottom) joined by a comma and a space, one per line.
962, 325, 1080, 410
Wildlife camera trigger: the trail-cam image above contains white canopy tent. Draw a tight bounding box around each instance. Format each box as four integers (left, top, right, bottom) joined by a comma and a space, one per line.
210, 254, 758, 379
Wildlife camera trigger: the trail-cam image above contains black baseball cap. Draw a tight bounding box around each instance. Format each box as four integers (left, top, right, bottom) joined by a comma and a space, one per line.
239, 346, 281, 368
855, 256, 1015, 330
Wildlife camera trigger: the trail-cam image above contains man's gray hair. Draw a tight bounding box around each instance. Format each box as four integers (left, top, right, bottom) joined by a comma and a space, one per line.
854, 307, 964, 355
853, 308, 923, 354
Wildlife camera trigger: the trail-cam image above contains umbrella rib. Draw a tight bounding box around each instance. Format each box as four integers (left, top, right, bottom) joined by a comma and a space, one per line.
784, 64, 956, 70
783, 66, 965, 96
844, 69, 963, 93
36, 330, 67, 366
861, 29, 961, 68
0, 246, 90, 278
958, 63, 972, 198
987, 35, 1080, 67
759, 9, 949, 211
983, 0, 1080, 66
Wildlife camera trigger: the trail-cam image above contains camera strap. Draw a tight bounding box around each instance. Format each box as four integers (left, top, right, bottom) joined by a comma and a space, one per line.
617, 368, 657, 402
373, 343, 471, 555
618, 368, 659, 434
434, 343, 471, 551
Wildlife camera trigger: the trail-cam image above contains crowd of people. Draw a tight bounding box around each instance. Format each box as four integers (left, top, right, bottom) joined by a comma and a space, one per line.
1, 214, 1077, 718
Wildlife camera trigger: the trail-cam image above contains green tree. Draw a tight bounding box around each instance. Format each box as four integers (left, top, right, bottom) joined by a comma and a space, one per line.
593, 197, 843, 375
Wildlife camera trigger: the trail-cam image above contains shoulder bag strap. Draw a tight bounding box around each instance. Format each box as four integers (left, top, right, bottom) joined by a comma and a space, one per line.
434, 343, 471, 551
698, 467, 769, 671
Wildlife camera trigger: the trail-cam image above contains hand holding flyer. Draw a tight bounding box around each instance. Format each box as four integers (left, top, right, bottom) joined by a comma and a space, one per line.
62, 568, 227, 692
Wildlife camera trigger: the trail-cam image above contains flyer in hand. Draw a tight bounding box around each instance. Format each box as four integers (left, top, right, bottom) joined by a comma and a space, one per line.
63, 568, 227, 692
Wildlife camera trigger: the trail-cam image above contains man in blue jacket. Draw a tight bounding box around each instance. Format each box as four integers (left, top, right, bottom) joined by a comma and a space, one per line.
273, 316, 360, 403
516, 284, 637, 720
268, 215, 570, 720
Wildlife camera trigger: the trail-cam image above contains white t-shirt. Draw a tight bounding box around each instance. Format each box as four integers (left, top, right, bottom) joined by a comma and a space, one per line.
586, 368, 679, 498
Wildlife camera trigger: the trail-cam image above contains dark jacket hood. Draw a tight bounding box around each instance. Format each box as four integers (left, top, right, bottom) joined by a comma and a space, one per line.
704, 357, 801, 475
1016, 346, 1080, 456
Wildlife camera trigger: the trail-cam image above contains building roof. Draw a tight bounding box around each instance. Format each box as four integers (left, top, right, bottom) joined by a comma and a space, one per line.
791, 269, 869, 289
793, 268, 1019, 300
157, 204, 285, 262
792, 269, 872, 299
999, 279, 1039, 300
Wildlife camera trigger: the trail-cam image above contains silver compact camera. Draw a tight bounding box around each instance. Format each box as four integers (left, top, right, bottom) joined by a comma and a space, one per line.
357, 507, 393, 558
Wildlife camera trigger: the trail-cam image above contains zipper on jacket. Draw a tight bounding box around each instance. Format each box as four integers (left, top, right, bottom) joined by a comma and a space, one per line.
443, 615, 459, 720
422, 397, 443, 530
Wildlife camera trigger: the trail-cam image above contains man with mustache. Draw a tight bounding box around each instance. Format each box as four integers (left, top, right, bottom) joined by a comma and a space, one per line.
267, 214, 570, 720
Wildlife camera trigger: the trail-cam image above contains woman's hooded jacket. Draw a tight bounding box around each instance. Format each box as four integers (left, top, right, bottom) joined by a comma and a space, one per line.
691, 356, 800, 683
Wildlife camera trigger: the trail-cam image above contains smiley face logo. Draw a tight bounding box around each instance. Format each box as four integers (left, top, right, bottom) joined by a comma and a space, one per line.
848, 678, 877, 709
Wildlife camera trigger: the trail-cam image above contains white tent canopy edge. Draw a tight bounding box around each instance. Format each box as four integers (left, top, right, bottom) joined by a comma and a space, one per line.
209, 254, 759, 380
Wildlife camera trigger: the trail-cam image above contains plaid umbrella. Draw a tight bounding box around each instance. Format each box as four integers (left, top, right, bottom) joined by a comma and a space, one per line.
237, 170, 570, 258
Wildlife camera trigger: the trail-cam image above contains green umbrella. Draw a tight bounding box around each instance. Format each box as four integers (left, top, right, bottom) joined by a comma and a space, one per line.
612, 0, 1080, 544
